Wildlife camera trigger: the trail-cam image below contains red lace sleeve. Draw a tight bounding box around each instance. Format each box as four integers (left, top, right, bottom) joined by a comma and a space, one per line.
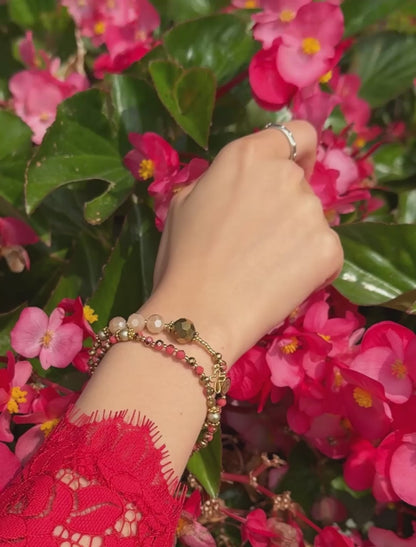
0, 407, 185, 546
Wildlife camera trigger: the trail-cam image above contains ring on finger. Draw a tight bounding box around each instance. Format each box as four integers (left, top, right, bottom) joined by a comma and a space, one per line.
264, 123, 297, 162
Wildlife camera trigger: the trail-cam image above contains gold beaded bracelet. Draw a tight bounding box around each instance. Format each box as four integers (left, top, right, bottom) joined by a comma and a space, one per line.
88, 313, 230, 452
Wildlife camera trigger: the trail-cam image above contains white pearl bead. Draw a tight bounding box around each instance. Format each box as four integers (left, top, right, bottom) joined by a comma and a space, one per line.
109, 316, 126, 334
127, 313, 145, 333
118, 329, 129, 341
147, 314, 164, 334
208, 412, 220, 423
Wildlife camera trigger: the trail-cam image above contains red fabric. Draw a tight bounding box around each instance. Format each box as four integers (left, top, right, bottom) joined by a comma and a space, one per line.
0, 407, 184, 545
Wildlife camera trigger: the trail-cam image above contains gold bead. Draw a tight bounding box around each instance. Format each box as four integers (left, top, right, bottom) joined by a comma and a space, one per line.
170, 318, 196, 344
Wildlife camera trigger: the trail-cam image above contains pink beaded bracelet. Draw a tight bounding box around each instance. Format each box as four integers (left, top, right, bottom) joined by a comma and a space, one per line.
88, 312, 230, 452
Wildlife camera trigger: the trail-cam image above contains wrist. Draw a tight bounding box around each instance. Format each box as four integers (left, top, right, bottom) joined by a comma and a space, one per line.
139, 287, 239, 368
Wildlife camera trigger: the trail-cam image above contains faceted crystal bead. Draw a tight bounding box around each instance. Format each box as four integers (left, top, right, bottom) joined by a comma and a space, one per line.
147, 314, 164, 334
171, 318, 196, 344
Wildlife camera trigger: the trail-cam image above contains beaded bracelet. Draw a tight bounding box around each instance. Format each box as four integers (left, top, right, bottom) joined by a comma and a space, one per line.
88, 312, 230, 451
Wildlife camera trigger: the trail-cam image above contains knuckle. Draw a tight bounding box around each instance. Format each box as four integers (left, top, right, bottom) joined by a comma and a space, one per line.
219, 137, 255, 164
294, 120, 318, 149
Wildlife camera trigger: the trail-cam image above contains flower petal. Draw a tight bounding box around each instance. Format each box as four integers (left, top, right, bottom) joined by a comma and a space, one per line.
10, 307, 47, 358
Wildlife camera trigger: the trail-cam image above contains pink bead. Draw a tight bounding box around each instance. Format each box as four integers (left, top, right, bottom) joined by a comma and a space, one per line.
127, 313, 145, 333
207, 425, 216, 432
175, 350, 186, 360
206, 434, 213, 441
217, 398, 227, 407
196, 366, 204, 375
165, 344, 175, 355
144, 336, 153, 345
109, 316, 126, 334
147, 314, 164, 334
154, 340, 164, 351
109, 336, 117, 344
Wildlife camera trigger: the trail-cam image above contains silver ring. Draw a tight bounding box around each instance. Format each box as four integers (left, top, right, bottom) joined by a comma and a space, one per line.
264, 123, 297, 162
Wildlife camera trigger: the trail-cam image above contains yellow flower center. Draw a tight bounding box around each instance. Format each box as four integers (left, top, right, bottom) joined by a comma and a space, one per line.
280, 336, 299, 355
279, 9, 295, 23
341, 417, 352, 431
94, 20, 106, 35
138, 159, 155, 180
302, 37, 321, 55
318, 333, 331, 342
40, 418, 60, 437
391, 360, 407, 379
41, 330, 54, 348
7, 386, 28, 414
245, 0, 258, 8
353, 387, 373, 408
319, 70, 333, 84
333, 369, 343, 388
83, 304, 98, 324
39, 112, 50, 122
354, 136, 367, 148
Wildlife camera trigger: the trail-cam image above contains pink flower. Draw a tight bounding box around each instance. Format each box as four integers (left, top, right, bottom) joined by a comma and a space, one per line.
10, 70, 88, 144
349, 322, 416, 405
311, 497, 347, 525
150, 158, 209, 231
14, 385, 76, 464
0, 352, 35, 442
176, 491, 216, 547
369, 525, 416, 546
253, 0, 311, 49
331, 72, 370, 130
0, 217, 38, 272
278, 2, 344, 88
249, 39, 297, 110
241, 509, 276, 547
293, 85, 340, 135
0, 443, 21, 492
124, 132, 180, 182
10, 307, 83, 370
343, 439, 376, 491
314, 526, 354, 547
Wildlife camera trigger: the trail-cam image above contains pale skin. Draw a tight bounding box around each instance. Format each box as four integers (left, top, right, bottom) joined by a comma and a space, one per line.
75, 121, 344, 476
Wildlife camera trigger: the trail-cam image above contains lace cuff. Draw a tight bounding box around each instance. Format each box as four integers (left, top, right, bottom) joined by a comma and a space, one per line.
0, 406, 185, 546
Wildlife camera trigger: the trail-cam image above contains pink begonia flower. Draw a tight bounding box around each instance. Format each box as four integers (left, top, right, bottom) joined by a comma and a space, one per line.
176, 491, 216, 547
0, 352, 35, 443
150, 158, 209, 231
249, 39, 297, 110
253, 0, 311, 49
314, 526, 354, 547
343, 439, 376, 491
0, 216, 38, 272
305, 413, 352, 459
369, 525, 416, 547
0, 443, 21, 492
241, 509, 277, 547
349, 322, 416, 405
389, 433, 416, 506
311, 497, 347, 526
10, 307, 83, 370
292, 85, 340, 136
372, 431, 401, 503
124, 132, 180, 182
228, 345, 271, 401
14, 385, 76, 465
58, 296, 96, 339
278, 2, 344, 88
331, 72, 370, 130
10, 70, 88, 144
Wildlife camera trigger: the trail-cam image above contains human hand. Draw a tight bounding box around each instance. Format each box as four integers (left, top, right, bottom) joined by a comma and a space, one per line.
142, 121, 343, 365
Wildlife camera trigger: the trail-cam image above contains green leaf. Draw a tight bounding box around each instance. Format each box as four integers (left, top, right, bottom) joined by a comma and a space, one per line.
8, 0, 55, 27
342, 0, 406, 37
384, 289, 416, 314
110, 75, 166, 154
164, 14, 257, 86
0, 111, 32, 207
373, 142, 416, 186
150, 0, 230, 22
396, 190, 416, 224
0, 304, 25, 355
352, 32, 416, 107
334, 223, 416, 306
25, 89, 135, 224
149, 61, 215, 148
187, 429, 222, 497
88, 202, 159, 324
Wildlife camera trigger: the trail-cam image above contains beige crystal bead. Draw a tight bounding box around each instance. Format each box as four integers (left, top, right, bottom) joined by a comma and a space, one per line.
109, 316, 126, 334
127, 313, 145, 333
147, 314, 164, 334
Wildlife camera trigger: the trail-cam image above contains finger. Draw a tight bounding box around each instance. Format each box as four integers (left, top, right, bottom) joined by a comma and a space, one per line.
254, 120, 317, 179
